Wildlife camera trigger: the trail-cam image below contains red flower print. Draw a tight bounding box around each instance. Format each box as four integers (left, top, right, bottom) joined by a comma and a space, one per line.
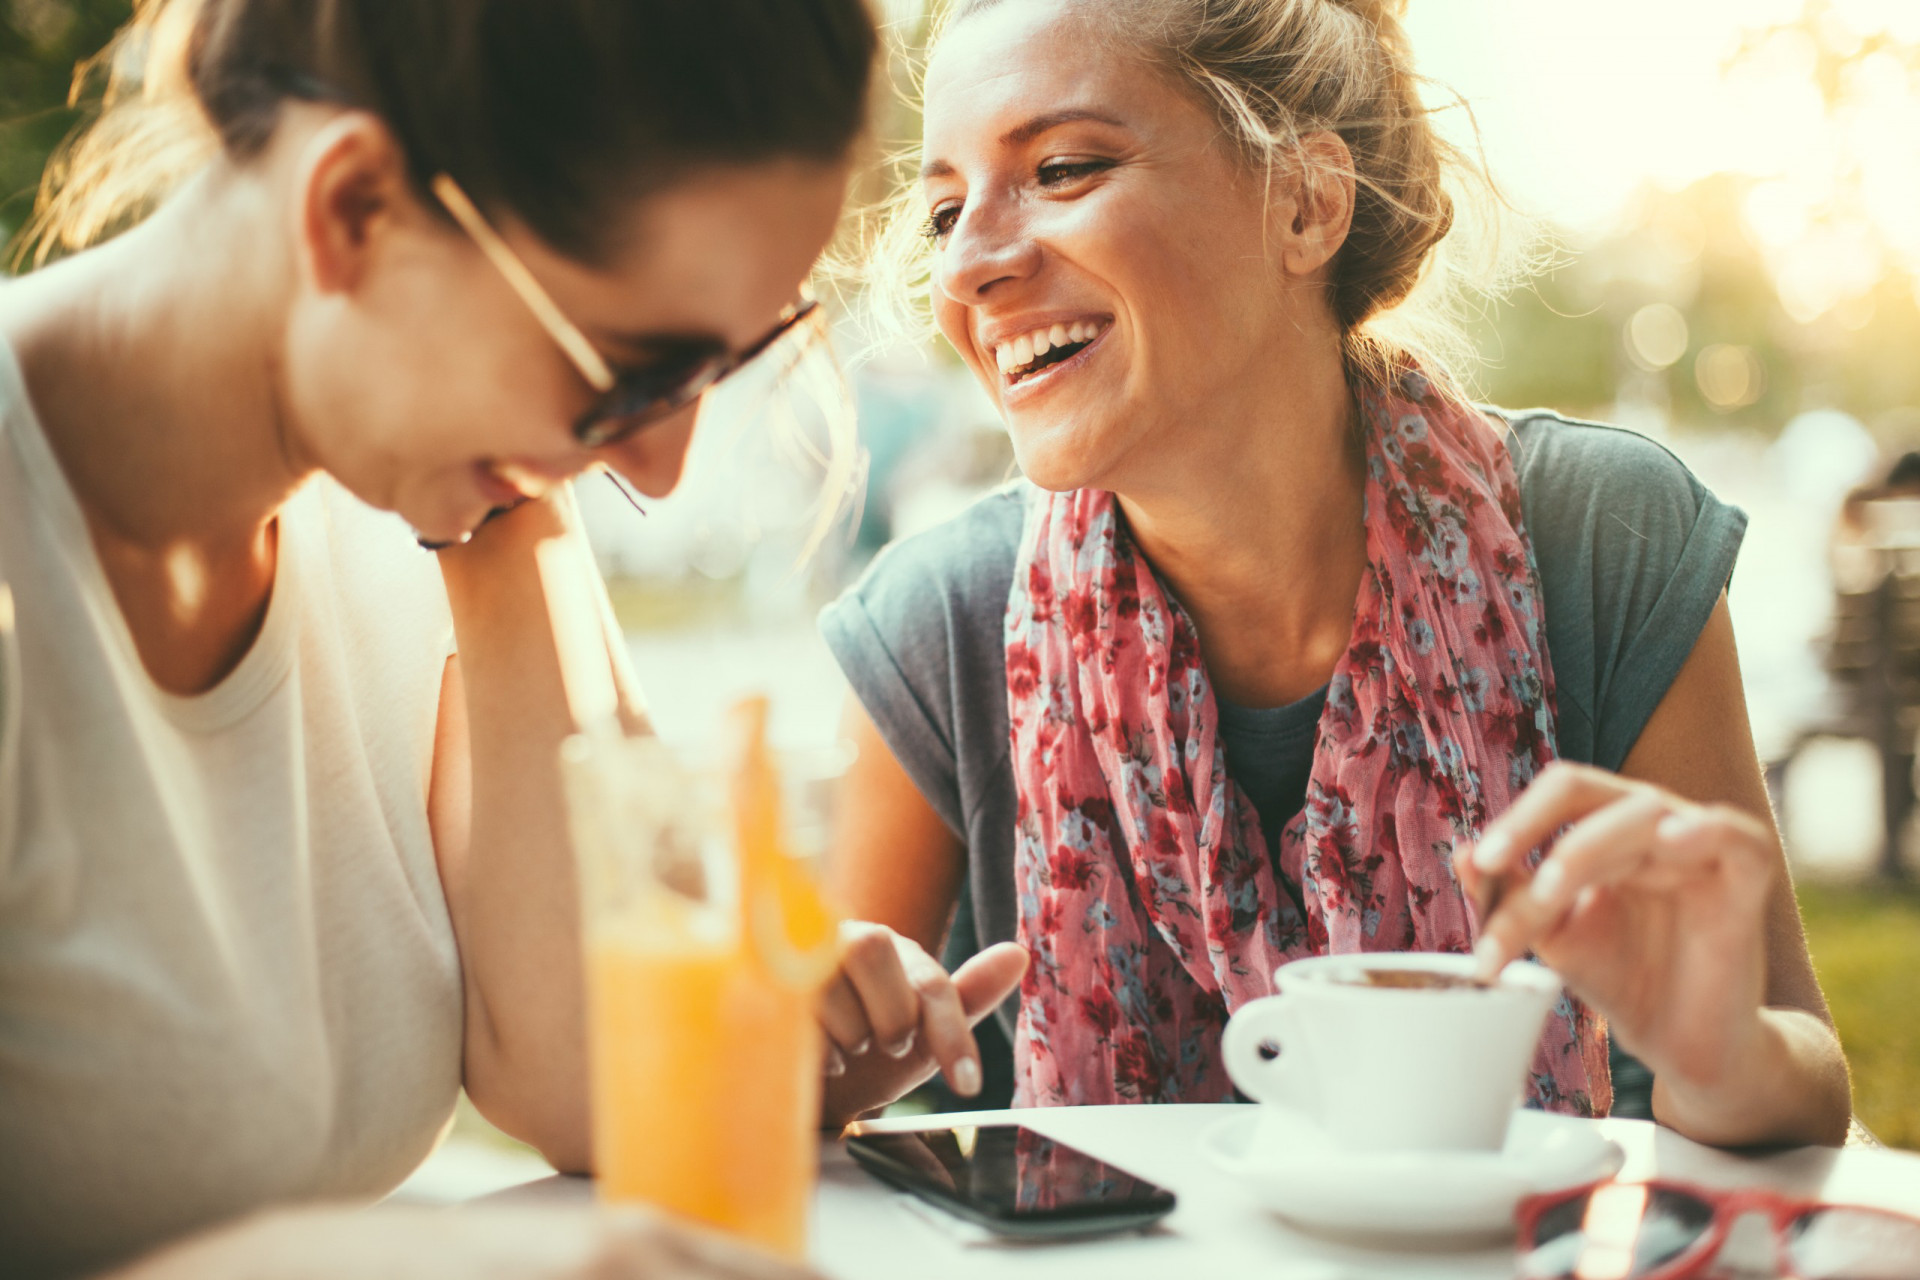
1007, 642, 1041, 700
1051, 844, 1097, 891
1080, 984, 1122, 1038
1113, 1033, 1164, 1100
1064, 588, 1097, 636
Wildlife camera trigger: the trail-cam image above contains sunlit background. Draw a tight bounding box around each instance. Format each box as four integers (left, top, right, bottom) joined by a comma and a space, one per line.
4, 0, 1917, 1174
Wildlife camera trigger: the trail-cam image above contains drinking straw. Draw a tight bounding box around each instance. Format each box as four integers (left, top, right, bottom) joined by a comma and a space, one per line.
587, 499, 653, 733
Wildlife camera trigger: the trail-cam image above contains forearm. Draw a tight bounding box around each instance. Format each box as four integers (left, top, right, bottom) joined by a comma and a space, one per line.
1651, 1005, 1852, 1149
437, 498, 594, 1171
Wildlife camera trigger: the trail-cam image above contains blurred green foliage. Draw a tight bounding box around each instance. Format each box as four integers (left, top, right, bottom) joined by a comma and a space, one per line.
1799, 881, 1920, 1149
0, 0, 132, 248
1473, 173, 1920, 434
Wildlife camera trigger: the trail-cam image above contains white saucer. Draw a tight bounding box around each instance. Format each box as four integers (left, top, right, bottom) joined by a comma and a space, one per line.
1202, 1105, 1624, 1246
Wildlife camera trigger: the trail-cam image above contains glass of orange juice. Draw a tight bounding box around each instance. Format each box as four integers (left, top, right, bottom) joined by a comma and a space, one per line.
562, 701, 842, 1260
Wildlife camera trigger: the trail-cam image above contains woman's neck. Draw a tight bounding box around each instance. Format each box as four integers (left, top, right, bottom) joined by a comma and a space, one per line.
1116, 340, 1367, 710
5, 167, 306, 552
3, 167, 314, 694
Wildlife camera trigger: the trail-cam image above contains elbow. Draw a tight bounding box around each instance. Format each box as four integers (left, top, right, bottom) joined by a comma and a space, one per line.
463, 1052, 595, 1175
532, 1130, 594, 1178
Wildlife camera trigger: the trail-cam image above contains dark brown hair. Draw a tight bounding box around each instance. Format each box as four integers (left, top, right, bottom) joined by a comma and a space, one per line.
28, 0, 878, 264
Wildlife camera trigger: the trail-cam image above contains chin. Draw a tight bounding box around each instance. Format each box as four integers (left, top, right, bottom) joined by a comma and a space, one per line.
1006, 419, 1116, 494
371, 476, 477, 547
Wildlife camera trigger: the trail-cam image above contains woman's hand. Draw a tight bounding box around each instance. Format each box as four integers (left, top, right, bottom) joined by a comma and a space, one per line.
111, 1204, 819, 1280
1464, 762, 1772, 1083
1461, 761, 1846, 1147
816, 922, 1027, 1128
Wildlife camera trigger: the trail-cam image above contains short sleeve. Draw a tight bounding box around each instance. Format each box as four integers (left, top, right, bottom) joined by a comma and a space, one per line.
1508, 414, 1747, 772
818, 487, 1025, 842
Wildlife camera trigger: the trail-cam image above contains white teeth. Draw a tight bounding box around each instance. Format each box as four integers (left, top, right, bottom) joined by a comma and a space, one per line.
990, 319, 1109, 380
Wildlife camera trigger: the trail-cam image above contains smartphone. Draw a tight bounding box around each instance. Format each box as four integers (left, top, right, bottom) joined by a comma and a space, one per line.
843, 1123, 1177, 1239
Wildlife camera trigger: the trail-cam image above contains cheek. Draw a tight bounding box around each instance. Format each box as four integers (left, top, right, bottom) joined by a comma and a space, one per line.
932, 291, 988, 379
308, 304, 583, 477
1074, 178, 1265, 345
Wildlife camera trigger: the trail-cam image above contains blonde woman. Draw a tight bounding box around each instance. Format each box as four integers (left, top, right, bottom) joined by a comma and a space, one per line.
811, 0, 1851, 1149
0, 0, 873, 1275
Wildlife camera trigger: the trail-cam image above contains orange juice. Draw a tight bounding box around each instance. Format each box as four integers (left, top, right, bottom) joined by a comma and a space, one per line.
586, 929, 822, 1257
569, 701, 840, 1261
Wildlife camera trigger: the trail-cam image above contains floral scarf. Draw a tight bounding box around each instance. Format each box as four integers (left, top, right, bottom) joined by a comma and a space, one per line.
1004, 366, 1610, 1115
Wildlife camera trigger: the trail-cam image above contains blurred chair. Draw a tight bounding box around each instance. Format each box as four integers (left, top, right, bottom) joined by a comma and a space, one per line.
1770, 470, 1920, 882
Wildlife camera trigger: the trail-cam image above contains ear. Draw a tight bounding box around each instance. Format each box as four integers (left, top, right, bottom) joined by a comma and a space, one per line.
292, 113, 417, 296
1274, 131, 1357, 279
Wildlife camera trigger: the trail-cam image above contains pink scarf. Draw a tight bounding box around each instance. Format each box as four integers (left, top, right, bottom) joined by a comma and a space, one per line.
1004, 367, 1610, 1115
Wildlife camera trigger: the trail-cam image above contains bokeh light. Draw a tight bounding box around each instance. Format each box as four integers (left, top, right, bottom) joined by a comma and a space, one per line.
1626, 304, 1691, 372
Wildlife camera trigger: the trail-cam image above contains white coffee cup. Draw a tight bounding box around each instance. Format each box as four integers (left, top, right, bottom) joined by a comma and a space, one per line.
1220, 952, 1563, 1153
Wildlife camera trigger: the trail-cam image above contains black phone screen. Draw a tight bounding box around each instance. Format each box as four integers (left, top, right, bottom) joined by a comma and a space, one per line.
845, 1125, 1175, 1227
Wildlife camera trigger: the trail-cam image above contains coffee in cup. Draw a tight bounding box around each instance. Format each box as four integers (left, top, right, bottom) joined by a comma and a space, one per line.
1221, 952, 1562, 1153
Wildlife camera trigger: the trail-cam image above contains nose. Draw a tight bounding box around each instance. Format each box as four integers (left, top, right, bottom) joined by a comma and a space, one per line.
598, 401, 701, 500
935, 198, 1043, 307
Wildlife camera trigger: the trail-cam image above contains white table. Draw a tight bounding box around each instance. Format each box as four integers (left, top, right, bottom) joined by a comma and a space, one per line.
492, 1106, 1920, 1279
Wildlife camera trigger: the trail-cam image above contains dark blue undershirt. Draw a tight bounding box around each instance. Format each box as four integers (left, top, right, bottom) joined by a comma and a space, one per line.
1216, 687, 1329, 856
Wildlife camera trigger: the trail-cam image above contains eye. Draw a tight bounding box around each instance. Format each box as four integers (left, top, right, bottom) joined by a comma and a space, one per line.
924, 201, 962, 243
1037, 157, 1112, 189
610, 342, 727, 397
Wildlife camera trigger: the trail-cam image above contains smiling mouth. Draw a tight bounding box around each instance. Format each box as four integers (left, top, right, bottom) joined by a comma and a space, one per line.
993, 319, 1112, 386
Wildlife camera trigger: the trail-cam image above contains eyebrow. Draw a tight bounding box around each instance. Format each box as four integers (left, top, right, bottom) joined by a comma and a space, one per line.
920, 108, 1128, 181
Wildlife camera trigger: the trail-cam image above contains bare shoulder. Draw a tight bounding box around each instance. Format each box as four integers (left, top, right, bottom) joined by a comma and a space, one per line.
1618, 592, 1757, 807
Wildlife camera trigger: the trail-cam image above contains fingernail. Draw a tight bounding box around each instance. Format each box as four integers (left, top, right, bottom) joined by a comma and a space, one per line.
1656, 812, 1690, 841
1532, 860, 1565, 902
1473, 936, 1504, 978
825, 1046, 846, 1077
849, 1037, 871, 1057
953, 1057, 981, 1097
885, 1031, 916, 1059
1472, 836, 1506, 871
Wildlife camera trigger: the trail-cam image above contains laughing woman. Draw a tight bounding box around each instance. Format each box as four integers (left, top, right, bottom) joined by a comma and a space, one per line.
811, 0, 1852, 1148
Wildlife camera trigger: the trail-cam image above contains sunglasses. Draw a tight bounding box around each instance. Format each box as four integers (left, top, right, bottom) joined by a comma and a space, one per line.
431, 173, 820, 450
1517, 1178, 1920, 1280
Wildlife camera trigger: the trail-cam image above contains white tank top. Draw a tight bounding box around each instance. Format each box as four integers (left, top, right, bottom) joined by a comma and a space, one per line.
0, 340, 465, 1278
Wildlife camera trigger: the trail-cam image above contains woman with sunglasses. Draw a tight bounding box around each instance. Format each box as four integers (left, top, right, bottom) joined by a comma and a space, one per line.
811, 0, 1852, 1153
0, 0, 872, 1276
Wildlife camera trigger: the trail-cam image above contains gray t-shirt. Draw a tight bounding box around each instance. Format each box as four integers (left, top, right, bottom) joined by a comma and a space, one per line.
820, 411, 1747, 1115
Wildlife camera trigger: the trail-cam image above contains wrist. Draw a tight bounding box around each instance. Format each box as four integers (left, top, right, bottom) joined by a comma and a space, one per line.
435, 488, 581, 618
1648, 1012, 1772, 1145
1651, 1007, 1848, 1148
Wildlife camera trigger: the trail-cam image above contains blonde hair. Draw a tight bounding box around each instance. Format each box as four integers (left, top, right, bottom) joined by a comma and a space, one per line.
17, 0, 217, 268
862, 0, 1528, 390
